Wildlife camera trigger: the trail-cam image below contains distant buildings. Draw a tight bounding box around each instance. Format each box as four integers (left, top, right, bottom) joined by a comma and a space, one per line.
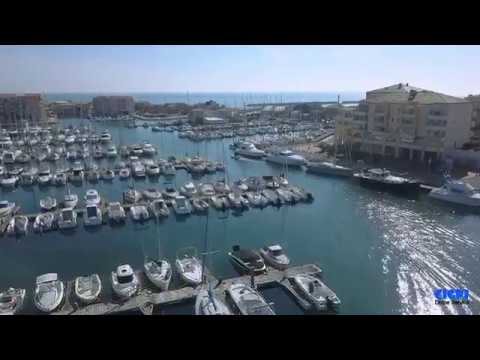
92, 96, 134, 117
49, 101, 91, 119
0, 94, 47, 129
335, 83, 473, 162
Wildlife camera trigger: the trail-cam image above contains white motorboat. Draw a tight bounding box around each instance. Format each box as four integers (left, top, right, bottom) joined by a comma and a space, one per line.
132, 162, 146, 178
119, 167, 130, 179
33, 212, 56, 233
246, 192, 263, 207
34, 273, 65, 313
130, 205, 150, 221
58, 208, 77, 229
144, 259, 172, 291
180, 182, 197, 198
111, 264, 139, 299
64, 193, 78, 209
101, 168, 115, 181
148, 199, 170, 218
6, 215, 29, 235
172, 196, 192, 215
265, 150, 306, 167
65, 135, 76, 145
85, 189, 101, 206
74, 274, 102, 304
306, 161, 353, 177
0, 200, 15, 217
146, 164, 161, 176
213, 180, 230, 194
40, 196, 57, 212
106, 145, 117, 158
107, 202, 126, 223
100, 131, 112, 143
142, 188, 163, 201
428, 178, 480, 207
199, 183, 215, 197
162, 186, 179, 200
228, 245, 266, 274
234, 142, 266, 159
175, 255, 203, 286
142, 143, 156, 156
227, 192, 242, 209
37, 168, 52, 185
259, 245, 290, 270
53, 171, 67, 185
1, 175, 18, 188
195, 286, 232, 315
0, 287, 26, 315
130, 144, 143, 156
226, 283, 275, 315
191, 198, 209, 213
123, 187, 141, 203
84, 204, 102, 227
293, 274, 341, 312
163, 163, 176, 176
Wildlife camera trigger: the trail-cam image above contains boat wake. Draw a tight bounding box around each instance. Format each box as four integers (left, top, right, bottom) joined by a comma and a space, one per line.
360, 196, 480, 315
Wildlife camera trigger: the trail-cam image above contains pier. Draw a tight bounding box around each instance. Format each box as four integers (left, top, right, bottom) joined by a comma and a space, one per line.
52, 263, 323, 315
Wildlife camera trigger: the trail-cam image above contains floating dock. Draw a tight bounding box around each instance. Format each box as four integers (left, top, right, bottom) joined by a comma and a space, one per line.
52, 263, 323, 315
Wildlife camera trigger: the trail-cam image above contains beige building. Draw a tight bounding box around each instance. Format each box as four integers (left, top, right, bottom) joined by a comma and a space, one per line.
335, 83, 473, 162
50, 101, 91, 118
0, 94, 47, 129
92, 96, 134, 117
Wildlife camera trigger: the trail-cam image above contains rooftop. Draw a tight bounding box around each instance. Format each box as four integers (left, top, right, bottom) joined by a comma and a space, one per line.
366, 83, 468, 104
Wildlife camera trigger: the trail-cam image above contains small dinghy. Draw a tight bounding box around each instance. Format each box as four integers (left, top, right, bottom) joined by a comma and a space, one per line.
111, 264, 139, 299
192, 198, 209, 213
6, 215, 29, 235
0, 287, 26, 315
34, 273, 65, 313
33, 212, 56, 233
148, 199, 170, 218
130, 205, 150, 221
142, 188, 162, 201
226, 283, 275, 315
293, 274, 341, 312
40, 196, 57, 212
259, 244, 290, 270
74, 274, 102, 304
195, 285, 232, 315
175, 254, 203, 287
144, 259, 172, 291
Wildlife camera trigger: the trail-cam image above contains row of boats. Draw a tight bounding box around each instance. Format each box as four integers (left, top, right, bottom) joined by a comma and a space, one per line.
0, 244, 340, 315
1, 178, 314, 234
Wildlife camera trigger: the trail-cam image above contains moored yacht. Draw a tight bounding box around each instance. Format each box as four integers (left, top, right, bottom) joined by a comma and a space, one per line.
84, 204, 102, 227
85, 189, 101, 206
111, 264, 139, 299
0, 287, 26, 315
172, 195, 192, 215
265, 150, 306, 167
428, 177, 480, 207
353, 168, 420, 195
259, 244, 290, 270
74, 274, 102, 304
144, 259, 172, 291
293, 274, 341, 312
107, 202, 126, 223
226, 283, 275, 315
234, 142, 266, 159
34, 273, 65, 313
228, 245, 266, 274
58, 208, 77, 229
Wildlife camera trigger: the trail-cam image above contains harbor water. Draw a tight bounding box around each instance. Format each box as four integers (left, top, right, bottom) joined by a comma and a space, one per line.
1, 119, 479, 315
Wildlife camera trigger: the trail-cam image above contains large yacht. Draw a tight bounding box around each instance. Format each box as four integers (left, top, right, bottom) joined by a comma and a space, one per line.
428, 178, 480, 207
234, 142, 266, 159
353, 168, 420, 195
306, 161, 353, 177
265, 150, 306, 167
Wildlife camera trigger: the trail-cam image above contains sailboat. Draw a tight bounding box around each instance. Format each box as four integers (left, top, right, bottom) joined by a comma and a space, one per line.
306, 134, 353, 177
194, 215, 232, 315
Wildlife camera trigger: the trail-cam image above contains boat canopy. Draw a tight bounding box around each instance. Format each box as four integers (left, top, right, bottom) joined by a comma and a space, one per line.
36, 273, 58, 284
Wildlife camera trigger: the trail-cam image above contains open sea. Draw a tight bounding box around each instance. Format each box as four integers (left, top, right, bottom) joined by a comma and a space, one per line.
44, 92, 364, 106
1, 118, 479, 315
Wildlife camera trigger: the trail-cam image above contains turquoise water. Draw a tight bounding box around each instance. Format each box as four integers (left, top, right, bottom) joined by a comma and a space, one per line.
44, 92, 363, 107
1, 119, 479, 315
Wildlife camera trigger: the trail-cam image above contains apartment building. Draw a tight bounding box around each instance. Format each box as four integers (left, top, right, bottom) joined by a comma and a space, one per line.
50, 101, 91, 118
0, 94, 47, 129
92, 96, 135, 117
335, 83, 473, 162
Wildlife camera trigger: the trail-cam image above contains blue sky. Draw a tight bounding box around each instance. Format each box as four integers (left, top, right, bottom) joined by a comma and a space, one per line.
1, 45, 479, 96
